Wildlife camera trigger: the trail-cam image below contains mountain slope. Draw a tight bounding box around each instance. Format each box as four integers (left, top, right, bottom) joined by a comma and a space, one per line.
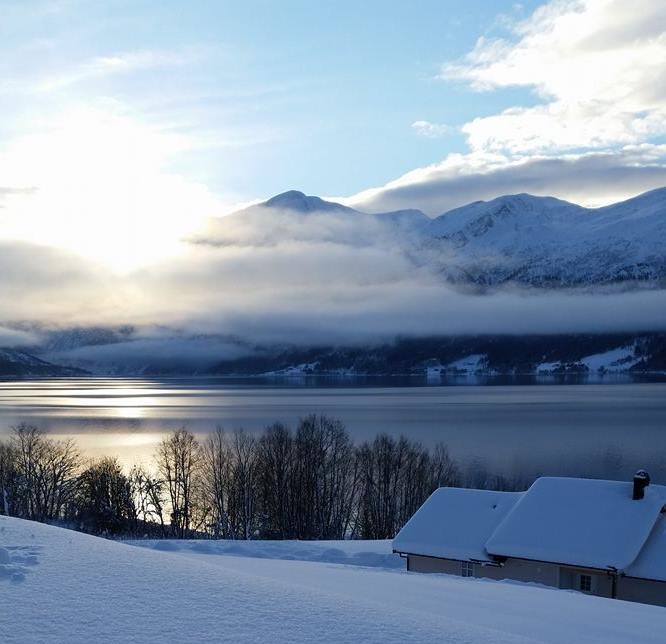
0, 348, 86, 376
424, 189, 666, 286
196, 187, 666, 287
263, 189, 357, 213
206, 333, 666, 377
193, 190, 429, 246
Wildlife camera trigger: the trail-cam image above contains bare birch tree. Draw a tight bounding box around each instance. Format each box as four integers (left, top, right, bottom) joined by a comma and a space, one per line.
155, 428, 201, 537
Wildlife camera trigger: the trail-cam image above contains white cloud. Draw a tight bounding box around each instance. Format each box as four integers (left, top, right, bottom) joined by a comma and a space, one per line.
348, 0, 666, 214
3, 230, 666, 349
37, 49, 200, 92
0, 326, 37, 347
443, 0, 666, 154
411, 120, 453, 138
346, 146, 666, 214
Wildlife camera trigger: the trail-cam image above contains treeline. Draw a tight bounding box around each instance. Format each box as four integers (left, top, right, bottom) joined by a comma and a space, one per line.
0, 416, 502, 540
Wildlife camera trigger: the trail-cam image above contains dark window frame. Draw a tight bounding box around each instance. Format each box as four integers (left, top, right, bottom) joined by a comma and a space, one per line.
579, 574, 592, 592
461, 561, 474, 577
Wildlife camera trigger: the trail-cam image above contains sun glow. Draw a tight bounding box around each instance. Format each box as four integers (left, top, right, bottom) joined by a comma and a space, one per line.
0, 107, 225, 272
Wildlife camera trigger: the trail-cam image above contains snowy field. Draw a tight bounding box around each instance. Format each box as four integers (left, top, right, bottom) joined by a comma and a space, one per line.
2, 516, 666, 644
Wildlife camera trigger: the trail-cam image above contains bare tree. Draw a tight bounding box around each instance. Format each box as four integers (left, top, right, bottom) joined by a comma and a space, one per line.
0, 440, 19, 516
256, 423, 294, 538
291, 415, 358, 539
356, 434, 456, 539
75, 457, 137, 534
155, 428, 201, 537
200, 427, 232, 537
431, 443, 459, 489
227, 429, 258, 539
130, 465, 167, 535
11, 424, 80, 522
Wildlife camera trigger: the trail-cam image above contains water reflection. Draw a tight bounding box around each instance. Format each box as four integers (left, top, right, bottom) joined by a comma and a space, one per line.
1, 378, 665, 483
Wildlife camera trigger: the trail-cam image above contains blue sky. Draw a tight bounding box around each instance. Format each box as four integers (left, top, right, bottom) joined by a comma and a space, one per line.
2, 0, 543, 198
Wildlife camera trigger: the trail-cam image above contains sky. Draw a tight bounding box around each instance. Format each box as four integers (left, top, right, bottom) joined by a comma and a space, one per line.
1, 0, 665, 353
0, 1, 542, 200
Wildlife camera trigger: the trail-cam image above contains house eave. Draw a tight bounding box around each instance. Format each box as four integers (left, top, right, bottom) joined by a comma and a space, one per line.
486, 552, 623, 575
392, 549, 502, 567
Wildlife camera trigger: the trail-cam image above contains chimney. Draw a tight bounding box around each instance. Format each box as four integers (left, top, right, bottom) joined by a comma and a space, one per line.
633, 470, 651, 500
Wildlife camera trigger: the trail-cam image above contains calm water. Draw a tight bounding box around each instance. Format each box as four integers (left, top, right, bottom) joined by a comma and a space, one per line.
1, 378, 665, 483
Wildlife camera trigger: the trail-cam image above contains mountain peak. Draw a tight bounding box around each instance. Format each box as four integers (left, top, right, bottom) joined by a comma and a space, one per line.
485, 193, 577, 211
264, 190, 350, 213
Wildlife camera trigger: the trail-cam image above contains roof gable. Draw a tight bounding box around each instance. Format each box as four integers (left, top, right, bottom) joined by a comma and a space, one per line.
392, 487, 522, 562
485, 477, 666, 571
625, 515, 666, 582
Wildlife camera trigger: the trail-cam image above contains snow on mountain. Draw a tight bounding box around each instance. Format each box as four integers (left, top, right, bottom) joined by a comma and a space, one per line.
193, 190, 429, 247
426, 194, 582, 240
424, 188, 666, 286
536, 345, 642, 375
2, 516, 666, 644
196, 186, 666, 287
424, 354, 489, 379
370, 208, 431, 229
0, 348, 84, 376
263, 190, 357, 213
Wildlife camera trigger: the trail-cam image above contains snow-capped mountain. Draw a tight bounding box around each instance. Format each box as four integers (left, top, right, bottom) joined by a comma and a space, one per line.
263, 190, 357, 213
192, 190, 430, 246
423, 189, 666, 286
200, 187, 666, 287
0, 348, 85, 376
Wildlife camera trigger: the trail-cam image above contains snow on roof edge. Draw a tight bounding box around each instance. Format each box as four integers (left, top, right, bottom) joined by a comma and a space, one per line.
392, 487, 524, 563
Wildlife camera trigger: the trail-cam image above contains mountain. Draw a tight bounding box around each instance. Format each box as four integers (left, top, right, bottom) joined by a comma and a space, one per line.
2, 188, 664, 377
10, 329, 666, 377
0, 348, 86, 376
423, 189, 666, 286
262, 190, 357, 213
192, 190, 430, 246
196, 187, 666, 287
205, 333, 666, 378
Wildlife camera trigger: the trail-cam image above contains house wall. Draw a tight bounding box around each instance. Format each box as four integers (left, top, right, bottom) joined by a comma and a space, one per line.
480, 559, 560, 587
618, 577, 666, 607
406, 555, 559, 586
407, 555, 460, 574
405, 555, 613, 599
557, 566, 614, 598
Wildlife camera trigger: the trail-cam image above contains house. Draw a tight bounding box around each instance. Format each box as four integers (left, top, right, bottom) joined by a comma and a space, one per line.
392, 471, 666, 607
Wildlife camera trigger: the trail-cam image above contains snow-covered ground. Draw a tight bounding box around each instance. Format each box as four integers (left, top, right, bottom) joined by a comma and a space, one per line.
125, 537, 402, 569
426, 354, 489, 379
580, 346, 641, 372
2, 516, 665, 644
536, 345, 641, 374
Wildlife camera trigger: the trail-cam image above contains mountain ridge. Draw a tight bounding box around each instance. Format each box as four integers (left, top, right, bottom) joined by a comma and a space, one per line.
226, 186, 666, 288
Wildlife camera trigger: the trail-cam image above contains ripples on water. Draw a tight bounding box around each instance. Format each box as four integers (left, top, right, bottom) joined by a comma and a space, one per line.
1, 377, 665, 483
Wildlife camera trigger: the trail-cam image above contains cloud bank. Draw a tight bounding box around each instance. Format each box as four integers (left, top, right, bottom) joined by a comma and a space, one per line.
346, 148, 666, 215
2, 205, 665, 353
346, 0, 666, 215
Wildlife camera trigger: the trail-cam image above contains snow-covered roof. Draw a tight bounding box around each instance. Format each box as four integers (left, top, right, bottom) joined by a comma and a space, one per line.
625, 515, 666, 582
394, 476, 666, 575
485, 477, 666, 571
392, 487, 523, 562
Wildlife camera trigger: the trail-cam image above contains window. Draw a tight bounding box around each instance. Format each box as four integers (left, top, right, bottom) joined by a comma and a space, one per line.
579, 574, 592, 592
461, 561, 474, 577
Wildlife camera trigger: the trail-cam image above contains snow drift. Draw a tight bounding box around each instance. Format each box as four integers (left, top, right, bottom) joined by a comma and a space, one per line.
1, 516, 666, 644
